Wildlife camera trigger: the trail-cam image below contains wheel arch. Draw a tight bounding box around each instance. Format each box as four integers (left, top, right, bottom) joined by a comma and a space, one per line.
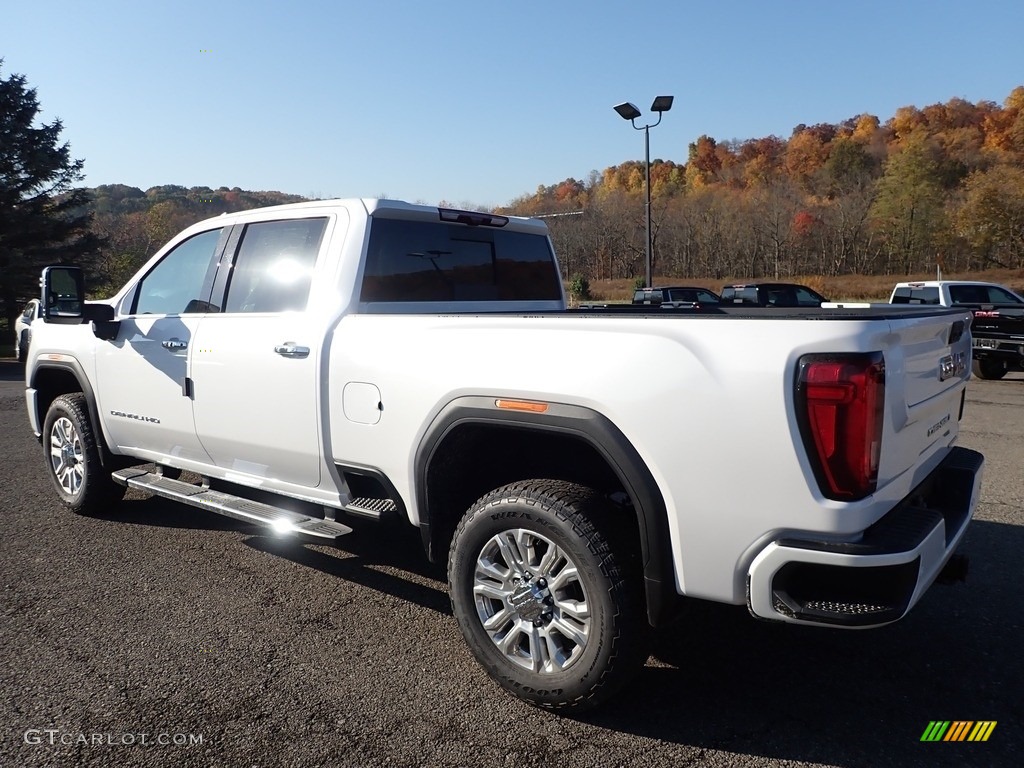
415, 396, 676, 626
31, 361, 117, 467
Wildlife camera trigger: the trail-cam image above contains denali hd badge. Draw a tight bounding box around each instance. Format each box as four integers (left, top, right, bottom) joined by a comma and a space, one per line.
939, 352, 966, 381
110, 410, 160, 424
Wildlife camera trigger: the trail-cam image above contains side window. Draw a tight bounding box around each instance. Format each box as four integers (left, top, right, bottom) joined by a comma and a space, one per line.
795, 287, 823, 306
134, 229, 224, 315
223, 218, 326, 313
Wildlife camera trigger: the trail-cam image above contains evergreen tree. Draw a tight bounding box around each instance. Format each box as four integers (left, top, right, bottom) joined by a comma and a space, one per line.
0, 61, 100, 340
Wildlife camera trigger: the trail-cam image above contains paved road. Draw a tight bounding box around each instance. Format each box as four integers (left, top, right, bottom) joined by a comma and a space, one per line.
0, 359, 1020, 768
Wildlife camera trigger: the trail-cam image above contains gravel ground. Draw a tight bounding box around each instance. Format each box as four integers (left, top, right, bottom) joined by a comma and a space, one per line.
0, 359, 1020, 767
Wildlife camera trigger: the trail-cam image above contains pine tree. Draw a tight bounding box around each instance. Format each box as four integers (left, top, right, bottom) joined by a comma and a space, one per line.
0, 60, 100, 341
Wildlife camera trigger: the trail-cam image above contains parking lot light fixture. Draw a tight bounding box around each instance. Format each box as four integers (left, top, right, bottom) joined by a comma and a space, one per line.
613, 95, 674, 288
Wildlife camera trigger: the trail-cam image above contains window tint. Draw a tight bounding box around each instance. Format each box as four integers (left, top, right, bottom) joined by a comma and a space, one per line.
134, 229, 223, 314
795, 287, 824, 305
949, 285, 1023, 304
361, 219, 561, 302
892, 287, 939, 305
224, 218, 327, 313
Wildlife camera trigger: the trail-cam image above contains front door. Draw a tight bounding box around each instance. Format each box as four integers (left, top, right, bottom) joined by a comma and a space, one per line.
94, 227, 226, 464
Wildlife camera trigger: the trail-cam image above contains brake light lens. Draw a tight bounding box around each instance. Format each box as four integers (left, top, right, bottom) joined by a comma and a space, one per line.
796, 353, 885, 500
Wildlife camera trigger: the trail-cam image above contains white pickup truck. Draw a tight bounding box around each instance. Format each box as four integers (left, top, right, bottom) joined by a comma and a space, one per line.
26, 199, 984, 711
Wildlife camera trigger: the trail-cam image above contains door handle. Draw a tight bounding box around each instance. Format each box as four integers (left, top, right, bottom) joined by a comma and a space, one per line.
274, 342, 310, 358
162, 338, 188, 350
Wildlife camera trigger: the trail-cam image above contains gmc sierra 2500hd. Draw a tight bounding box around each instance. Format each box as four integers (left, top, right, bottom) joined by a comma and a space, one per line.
26, 199, 984, 711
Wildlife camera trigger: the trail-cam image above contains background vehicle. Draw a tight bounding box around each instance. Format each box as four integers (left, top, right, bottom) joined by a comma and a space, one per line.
25, 199, 982, 712
720, 282, 827, 307
14, 298, 40, 363
632, 286, 720, 306
890, 280, 1024, 379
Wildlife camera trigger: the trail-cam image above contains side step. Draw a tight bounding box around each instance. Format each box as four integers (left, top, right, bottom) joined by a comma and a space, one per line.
112, 467, 353, 540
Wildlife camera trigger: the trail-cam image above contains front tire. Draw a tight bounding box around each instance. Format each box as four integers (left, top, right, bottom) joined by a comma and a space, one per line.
972, 358, 1007, 380
43, 393, 123, 515
448, 480, 648, 712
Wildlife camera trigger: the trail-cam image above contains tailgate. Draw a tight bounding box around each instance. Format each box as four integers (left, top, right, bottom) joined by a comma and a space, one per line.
880, 309, 972, 484
971, 306, 1024, 340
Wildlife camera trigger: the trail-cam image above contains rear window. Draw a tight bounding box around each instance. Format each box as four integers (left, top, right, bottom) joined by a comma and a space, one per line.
360, 219, 561, 303
892, 287, 940, 305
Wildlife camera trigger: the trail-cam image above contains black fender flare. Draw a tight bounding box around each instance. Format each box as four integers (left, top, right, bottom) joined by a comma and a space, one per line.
414, 395, 676, 626
31, 359, 117, 468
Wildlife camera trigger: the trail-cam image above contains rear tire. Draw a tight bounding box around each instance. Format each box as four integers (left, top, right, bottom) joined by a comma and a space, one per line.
448, 480, 648, 712
43, 393, 124, 515
972, 358, 1007, 380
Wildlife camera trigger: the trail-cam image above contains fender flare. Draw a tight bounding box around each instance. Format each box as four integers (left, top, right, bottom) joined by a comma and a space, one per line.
31, 359, 117, 467
414, 395, 676, 625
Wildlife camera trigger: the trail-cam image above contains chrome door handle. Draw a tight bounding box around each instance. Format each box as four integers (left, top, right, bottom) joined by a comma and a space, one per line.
274, 343, 310, 358
162, 338, 188, 350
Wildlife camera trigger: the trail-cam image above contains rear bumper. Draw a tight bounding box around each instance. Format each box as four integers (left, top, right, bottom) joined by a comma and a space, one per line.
746, 447, 984, 628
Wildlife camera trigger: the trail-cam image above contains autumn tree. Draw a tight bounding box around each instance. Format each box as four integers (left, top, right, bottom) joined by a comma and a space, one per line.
869, 134, 948, 273
0, 62, 100, 338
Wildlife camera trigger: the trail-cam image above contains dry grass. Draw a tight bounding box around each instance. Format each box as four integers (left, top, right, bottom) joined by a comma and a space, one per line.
580, 269, 1024, 303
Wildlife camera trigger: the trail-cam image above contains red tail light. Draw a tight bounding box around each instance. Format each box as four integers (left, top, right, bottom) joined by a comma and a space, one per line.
796, 353, 885, 500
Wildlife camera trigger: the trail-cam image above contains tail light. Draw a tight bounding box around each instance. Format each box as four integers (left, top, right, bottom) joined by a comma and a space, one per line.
796, 353, 885, 501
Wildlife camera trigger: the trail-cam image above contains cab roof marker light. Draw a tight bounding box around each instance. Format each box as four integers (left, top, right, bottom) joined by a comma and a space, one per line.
438, 208, 509, 228
495, 399, 549, 413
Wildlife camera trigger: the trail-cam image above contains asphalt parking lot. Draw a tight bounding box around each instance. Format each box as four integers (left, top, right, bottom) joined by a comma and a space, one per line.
0, 358, 1020, 768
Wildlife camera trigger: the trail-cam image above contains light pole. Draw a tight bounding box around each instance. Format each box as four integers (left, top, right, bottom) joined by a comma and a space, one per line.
613, 96, 673, 288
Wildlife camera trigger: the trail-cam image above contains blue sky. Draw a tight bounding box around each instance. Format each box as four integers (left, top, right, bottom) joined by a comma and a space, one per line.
4, 0, 1023, 208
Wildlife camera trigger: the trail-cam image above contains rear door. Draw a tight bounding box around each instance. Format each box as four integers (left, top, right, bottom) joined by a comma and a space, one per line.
190, 215, 333, 488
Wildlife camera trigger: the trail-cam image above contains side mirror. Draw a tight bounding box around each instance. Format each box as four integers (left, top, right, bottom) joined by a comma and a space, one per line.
41, 266, 84, 324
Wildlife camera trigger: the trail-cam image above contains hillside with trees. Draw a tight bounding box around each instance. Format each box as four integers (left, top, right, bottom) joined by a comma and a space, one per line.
4, 66, 1023, 333
499, 87, 1024, 285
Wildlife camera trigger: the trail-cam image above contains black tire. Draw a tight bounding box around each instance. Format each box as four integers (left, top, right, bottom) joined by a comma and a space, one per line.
42, 393, 123, 515
972, 358, 1007, 380
16, 331, 28, 364
448, 480, 648, 712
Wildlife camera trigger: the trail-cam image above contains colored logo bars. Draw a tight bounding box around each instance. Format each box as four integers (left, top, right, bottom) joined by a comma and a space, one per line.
921, 721, 996, 742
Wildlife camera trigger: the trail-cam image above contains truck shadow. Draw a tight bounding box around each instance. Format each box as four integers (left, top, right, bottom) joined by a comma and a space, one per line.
576, 518, 1020, 766
102, 494, 452, 616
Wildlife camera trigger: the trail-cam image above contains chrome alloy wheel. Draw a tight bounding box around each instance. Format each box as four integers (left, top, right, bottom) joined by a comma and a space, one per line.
50, 417, 85, 496
473, 528, 591, 674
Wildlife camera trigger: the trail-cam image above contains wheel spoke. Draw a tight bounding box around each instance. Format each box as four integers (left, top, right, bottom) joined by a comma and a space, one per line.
554, 597, 590, 621
495, 531, 527, 575
539, 627, 569, 672
527, 623, 550, 673
549, 565, 579, 592
473, 582, 508, 602
482, 606, 513, 633
549, 616, 588, 649
499, 621, 527, 655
